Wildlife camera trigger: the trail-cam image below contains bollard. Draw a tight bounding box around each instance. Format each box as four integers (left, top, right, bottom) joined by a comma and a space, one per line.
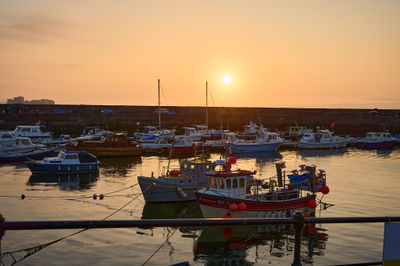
292, 211, 304, 266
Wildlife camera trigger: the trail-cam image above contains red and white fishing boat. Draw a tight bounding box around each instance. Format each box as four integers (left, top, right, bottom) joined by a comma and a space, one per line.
195, 158, 329, 218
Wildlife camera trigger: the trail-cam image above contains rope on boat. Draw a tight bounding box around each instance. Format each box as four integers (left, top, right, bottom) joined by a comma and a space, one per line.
0, 186, 150, 266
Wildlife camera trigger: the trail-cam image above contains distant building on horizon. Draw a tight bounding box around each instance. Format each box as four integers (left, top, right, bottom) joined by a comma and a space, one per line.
6, 96, 55, 105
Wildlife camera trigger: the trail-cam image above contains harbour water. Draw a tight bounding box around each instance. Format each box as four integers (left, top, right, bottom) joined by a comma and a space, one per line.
1, 148, 400, 265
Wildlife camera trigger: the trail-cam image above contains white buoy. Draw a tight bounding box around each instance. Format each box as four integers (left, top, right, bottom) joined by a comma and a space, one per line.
177, 187, 187, 198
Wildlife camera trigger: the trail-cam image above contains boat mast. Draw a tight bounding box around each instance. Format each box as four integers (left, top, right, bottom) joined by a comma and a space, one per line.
158, 79, 161, 129
206, 81, 208, 128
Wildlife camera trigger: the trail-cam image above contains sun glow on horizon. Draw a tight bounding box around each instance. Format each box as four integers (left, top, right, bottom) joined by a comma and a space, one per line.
222, 75, 232, 84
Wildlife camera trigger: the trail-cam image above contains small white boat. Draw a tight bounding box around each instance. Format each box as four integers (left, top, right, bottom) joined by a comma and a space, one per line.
0, 137, 55, 163
10, 125, 52, 143
230, 129, 283, 153
298, 129, 347, 149
134, 126, 175, 143
75, 127, 113, 141
357, 132, 397, 149
26, 151, 99, 174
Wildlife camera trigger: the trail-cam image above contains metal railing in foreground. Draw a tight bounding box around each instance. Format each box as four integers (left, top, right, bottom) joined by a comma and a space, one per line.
1, 213, 400, 266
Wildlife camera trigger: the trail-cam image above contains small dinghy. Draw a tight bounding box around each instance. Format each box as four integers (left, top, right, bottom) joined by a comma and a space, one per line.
26, 151, 99, 174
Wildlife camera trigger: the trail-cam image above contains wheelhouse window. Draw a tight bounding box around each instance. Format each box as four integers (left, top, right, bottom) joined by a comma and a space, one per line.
209, 177, 217, 188
65, 154, 78, 160
190, 164, 195, 171
217, 178, 224, 189
239, 178, 245, 188
233, 179, 238, 188
226, 179, 231, 189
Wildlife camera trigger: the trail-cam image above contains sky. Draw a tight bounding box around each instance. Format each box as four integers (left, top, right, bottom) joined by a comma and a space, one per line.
0, 0, 399, 108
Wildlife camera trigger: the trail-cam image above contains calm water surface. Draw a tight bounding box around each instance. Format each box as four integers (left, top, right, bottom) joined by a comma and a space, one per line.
1, 148, 399, 265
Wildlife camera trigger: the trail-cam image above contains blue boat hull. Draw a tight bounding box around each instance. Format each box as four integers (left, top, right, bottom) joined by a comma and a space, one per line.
230, 143, 281, 153
358, 140, 397, 149
27, 162, 99, 174
0, 148, 56, 163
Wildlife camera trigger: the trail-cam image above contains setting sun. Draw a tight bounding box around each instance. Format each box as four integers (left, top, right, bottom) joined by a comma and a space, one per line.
223, 75, 232, 84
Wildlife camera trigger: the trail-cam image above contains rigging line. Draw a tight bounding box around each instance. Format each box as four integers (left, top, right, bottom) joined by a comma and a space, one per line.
208, 86, 215, 106
160, 82, 168, 106
2, 186, 148, 266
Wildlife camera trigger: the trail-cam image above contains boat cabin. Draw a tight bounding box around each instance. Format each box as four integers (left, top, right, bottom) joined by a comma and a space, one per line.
43, 151, 98, 164
11, 125, 52, 141
365, 132, 392, 140
206, 160, 255, 198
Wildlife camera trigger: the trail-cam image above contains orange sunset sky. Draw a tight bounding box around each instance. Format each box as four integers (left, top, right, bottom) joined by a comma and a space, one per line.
0, 0, 399, 108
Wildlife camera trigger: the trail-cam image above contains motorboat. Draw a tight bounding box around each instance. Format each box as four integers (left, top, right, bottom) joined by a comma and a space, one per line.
230, 129, 283, 153
26, 151, 99, 174
10, 125, 52, 143
195, 160, 329, 218
0, 137, 55, 163
281, 126, 312, 141
298, 129, 347, 149
174, 127, 204, 141
137, 153, 215, 203
357, 132, 397, 149
75, 127, 113, 141
162, 136, 210, 154
134, 126, 175, 143
139, 136, 171, 153
68, 133, 141, 157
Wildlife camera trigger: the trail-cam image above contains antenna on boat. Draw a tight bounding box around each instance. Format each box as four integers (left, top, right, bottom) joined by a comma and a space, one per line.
206, 81, 208, 128
158, 79, 161, 129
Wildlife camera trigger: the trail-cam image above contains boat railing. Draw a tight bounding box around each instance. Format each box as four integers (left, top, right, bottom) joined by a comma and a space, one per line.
2, 212, 399, 266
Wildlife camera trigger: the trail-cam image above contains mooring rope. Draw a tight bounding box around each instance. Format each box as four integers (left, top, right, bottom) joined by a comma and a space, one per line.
1, 186, 150, 266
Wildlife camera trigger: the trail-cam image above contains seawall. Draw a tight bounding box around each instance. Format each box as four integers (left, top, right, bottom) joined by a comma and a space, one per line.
1, 104, 399, 137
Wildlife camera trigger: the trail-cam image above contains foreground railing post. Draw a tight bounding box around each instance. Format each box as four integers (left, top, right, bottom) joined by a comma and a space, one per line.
292, 211, 304, 266
0, 213, 5, 259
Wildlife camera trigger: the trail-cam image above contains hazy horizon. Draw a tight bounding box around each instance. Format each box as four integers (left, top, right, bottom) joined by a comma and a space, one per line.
1, 1, 399, 109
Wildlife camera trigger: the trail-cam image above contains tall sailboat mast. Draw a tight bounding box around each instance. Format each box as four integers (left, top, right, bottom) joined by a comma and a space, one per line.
158, 79, 161, 129
206, 81, 208, 128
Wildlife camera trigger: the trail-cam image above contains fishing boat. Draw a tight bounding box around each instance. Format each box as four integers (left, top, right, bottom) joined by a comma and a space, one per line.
195, 159, 329, 218
298, 129, 347, 149
0, 137, 55, 163
68, 133, 141, 157
230, 129, 283, 153
137, 153, 215, 203
26, 151, 99, 174
357, 132, 397, 149
10, 125, 52, 143
75, 126, 114, 141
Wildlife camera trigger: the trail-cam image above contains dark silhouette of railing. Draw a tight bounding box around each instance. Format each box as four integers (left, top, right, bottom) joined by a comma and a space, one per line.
1, 212, 400, 265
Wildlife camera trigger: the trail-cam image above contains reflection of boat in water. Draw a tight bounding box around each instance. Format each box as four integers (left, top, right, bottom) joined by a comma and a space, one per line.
194, 224, 328, 264
233, 151, 282, 161
100, 156, 142, 176
141, 201, 203, 220
299, 148, 347, 158
27, 171, 99, 190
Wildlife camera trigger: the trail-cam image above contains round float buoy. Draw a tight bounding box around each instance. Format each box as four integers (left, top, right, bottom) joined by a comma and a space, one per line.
307, 199, 317, 209
93, 193, 97, 200
99, 194, 104, 200
229, 156, 237, 164
238, 202, 246, 211
321, 185, 330, 195
229, 203, 238, 212
21, 194, 25, 200
224, 228, 233, 240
